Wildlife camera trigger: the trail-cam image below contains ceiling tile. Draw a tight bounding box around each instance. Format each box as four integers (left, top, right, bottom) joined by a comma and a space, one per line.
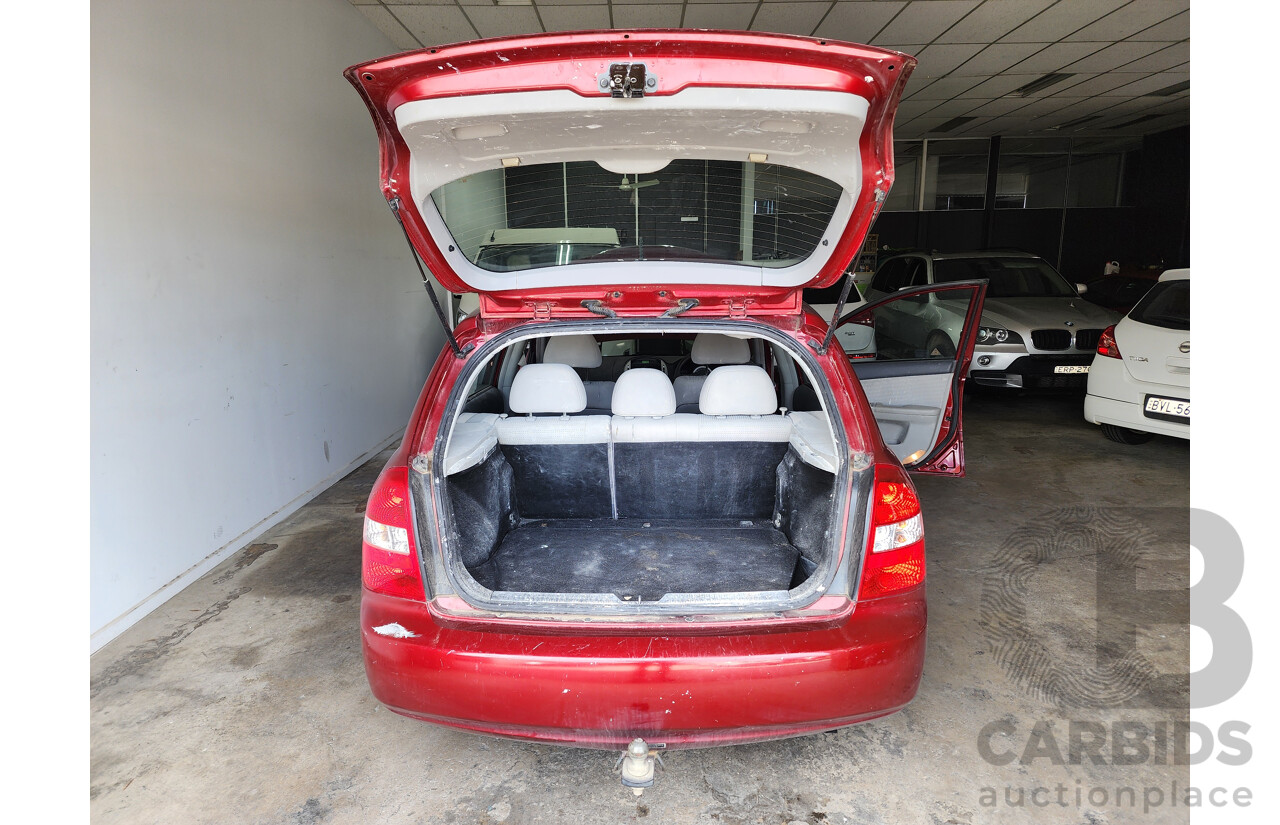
953, 73, 1039, 98
935, 0, 1055, 43
950, 42, 1042, 76
611, 4, 683, 26
751, 2, 830, 36
611, 0, 683, 4
904, 75, 983, 100
683, 3, 758, 29
813, 2, 907, 43
912, 43, 985, 79
1004, 42, 1103, 75
1105, 70, 1190, 98
1127, 9, 1190, 41
1115, 41, 1188, 73
961, 97, 1033, 117
390, 5, 478, 46
465, 6, 541, 37
536, 0, 617, 6
926, 97, 983, 118
1003, 0, 1126, 42
895, 99, 940, 121
1041, 73, 1129, 98
1066, 0, 1189, 42
1011, 96, 1088, 118
1061, 40, 1166, 74
356, 5, 421, 50
539, 3, 610, 31
876, 1, 980, 44
389, 0, 466, 5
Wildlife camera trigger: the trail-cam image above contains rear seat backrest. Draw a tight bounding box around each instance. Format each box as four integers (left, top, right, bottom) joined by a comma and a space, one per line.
543, 334, 612, 415
612, 363, 791, 520
697, 366, 791, 441
497, 363, 612, 519
674, 333, 752, 413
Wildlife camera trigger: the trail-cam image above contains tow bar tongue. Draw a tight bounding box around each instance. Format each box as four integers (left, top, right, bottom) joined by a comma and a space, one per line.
616, 738, 664, 795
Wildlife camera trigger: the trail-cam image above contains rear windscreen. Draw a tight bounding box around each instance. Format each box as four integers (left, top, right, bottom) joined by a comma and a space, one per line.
933, 257, 1077, 298
431, 160, 843, 273
1128, 279, 1189, 330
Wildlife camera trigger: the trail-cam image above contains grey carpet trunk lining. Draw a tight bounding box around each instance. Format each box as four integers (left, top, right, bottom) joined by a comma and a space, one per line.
467, 519, 801, 601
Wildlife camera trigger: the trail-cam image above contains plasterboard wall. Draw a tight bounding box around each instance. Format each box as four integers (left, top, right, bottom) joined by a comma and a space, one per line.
91, 0, 441, 649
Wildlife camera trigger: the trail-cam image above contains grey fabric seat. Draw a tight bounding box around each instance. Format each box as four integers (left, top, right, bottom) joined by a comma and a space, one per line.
495, 363, 612, 519
543, 333, 613, 415
674, 333, 753, 413
611, 364, 791, 520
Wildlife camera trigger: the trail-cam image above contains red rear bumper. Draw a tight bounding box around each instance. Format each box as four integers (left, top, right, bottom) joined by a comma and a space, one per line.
361, 588, 926, 749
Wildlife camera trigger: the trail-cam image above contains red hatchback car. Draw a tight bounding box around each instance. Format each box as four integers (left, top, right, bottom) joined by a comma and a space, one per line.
346, 31, 986, 777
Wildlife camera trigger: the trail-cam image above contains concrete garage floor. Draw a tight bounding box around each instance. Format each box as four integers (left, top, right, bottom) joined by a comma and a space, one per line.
91, 390, 1190, 824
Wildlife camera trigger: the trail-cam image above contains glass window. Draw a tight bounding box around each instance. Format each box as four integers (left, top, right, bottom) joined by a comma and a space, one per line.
922, 139, 989, 211
933, 257, 1077, 298
1066, 138, 1142, 207
430, 160, 843, 273
883, 141, 922, 212
995, 137, 1071, 209
1128, 279, 1189, 330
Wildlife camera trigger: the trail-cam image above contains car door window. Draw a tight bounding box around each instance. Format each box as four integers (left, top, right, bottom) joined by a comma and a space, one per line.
834, 280, 989, 474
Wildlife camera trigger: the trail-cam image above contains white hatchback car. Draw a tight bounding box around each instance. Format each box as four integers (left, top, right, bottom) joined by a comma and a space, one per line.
1083, 269, 1190, 443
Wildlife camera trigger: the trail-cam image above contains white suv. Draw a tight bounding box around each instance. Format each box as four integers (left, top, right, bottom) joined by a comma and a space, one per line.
862, 252, 1119, 389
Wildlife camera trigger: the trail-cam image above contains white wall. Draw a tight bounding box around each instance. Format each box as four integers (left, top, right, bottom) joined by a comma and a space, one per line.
91, 0, 443, 648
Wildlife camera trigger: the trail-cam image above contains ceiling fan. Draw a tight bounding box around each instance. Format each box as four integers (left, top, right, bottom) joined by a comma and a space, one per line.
589, 174, 661, 192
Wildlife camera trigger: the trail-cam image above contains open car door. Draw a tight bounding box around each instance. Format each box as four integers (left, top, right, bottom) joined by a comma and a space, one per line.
834, 279, 988, 475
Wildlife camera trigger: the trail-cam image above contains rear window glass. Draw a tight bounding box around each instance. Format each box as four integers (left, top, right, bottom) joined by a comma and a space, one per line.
431, 160, 843, 273
1128, 279, 1189, 330
933, 257, 1077, 298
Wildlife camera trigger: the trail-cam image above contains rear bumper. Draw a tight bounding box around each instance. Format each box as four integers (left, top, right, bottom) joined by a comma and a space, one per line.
1084, 392, 1190, 440
361, 587, 926, 749
1084, 356, 1190, 439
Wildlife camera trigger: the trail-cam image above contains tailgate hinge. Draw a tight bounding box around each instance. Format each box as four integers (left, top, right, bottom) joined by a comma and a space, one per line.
724, 298, 755, 319
525, 301, 555, 320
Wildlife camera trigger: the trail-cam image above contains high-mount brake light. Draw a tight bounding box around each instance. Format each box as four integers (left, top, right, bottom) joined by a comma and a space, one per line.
362, 464, 426, 601
859, 463, 926, 599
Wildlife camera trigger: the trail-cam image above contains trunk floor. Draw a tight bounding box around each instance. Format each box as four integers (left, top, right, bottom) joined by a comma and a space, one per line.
468, 519, 801, 599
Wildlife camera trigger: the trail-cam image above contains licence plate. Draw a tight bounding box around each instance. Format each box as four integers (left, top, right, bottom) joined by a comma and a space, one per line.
1053, 365, 1090, 374
1144, 395, 1191, 421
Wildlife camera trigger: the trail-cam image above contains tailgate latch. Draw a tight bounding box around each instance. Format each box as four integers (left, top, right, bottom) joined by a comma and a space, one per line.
525, 301, 555, 320
599, 63, 654, 98
724, 298, 755, 319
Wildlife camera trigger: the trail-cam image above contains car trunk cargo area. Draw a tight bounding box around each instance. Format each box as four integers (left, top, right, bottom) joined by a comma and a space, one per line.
441, 440, 837, 601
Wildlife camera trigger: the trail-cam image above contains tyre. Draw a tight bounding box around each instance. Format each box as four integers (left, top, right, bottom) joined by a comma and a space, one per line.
1101, 423, 1153, 445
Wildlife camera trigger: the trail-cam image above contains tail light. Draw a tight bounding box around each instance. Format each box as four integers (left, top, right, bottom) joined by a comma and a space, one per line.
1096, 325, 1121, 359
858, 463, 925, 599
362, 464, 426, 601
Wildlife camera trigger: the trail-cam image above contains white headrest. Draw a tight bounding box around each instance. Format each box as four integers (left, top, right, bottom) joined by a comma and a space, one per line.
543, 334, 602, 368
612, 369, 676, 417
699, 365, 777, 416
691, 333, 751, 365
509, 363, 587, 414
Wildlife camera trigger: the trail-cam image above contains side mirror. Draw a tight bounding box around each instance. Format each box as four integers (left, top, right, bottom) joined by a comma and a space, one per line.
1076, 283, 1089, 295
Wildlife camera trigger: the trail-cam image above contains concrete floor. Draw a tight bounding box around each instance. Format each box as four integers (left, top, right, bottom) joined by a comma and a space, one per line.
91, 390, 1190, 824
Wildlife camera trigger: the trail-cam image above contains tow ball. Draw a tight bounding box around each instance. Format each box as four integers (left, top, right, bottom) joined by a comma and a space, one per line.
615, 738, 664, 795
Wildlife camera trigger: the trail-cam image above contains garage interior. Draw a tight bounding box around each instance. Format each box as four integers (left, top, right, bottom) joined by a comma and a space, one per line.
91, 1, 1191, 822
